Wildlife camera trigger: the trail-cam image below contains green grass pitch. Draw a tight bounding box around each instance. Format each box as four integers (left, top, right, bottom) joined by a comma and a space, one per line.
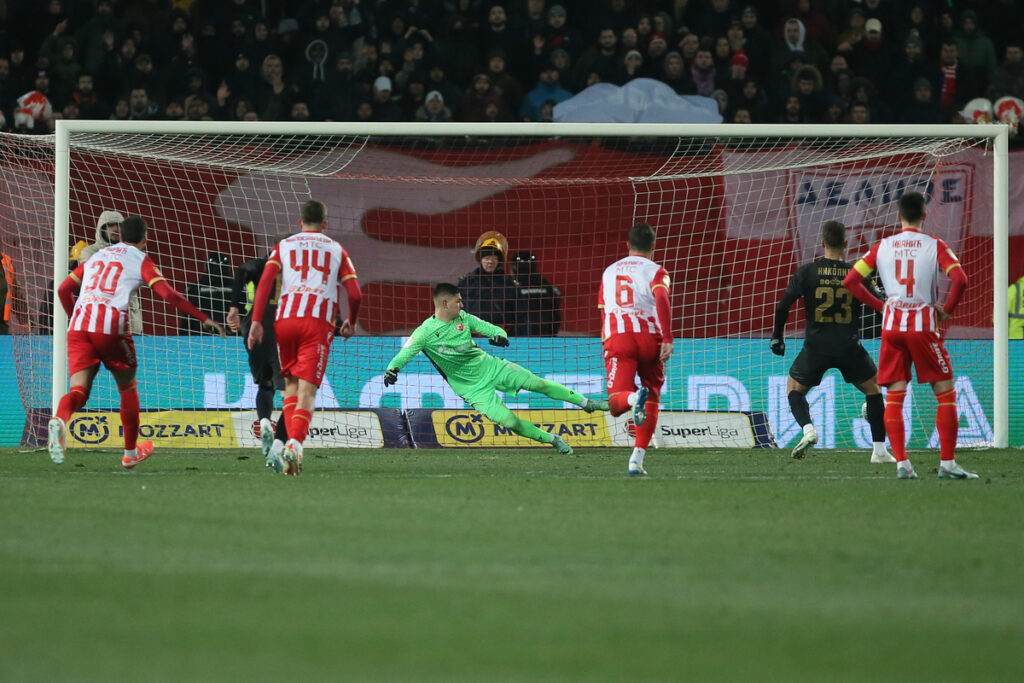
2, 446, 1022, 682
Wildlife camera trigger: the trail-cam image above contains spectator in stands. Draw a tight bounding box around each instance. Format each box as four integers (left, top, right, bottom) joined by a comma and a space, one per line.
255, 54, 293, 121
460, 73, 511, 122
724, 51, 750, 99
510, 250, 561, 337
110, 98, 129, 121
954, 10, 996, 79
45, 38, 81, 101
486, 48, 525, 113
549, 48, 580, 93
78, 210, 142, 334
712, 36, 733, 72
75, 0, 120, 73
521, 61, 572, 121
886, 35, 939, 110
593, 0, 637, 38
226, 52, 260, 101
69, 73, 107, 120
988, 42, 1024, 101
835, 6, 867, 55
620, 27, 640, 56
690, 49, 716, 97
938, 40, 984, 120
695, 0, 734, 39
820, 96, 847, 124
426, 64, 461, 113
128, 86, 160, 120
415, 90, 452, 121
652, 11, 674, 45
849, 101, 871, 124
635, 14, 652, 47
6, 43, 33, 99
646, 33, 669, 77
164, 98, 186, 121
851, 77, 891, 124
272, 18, 303, 72
663, 52, 695, 94
126, 53, 165, 107
678, 32, 700, 70
459, 232, 522, 335
539, 99, 556, 122
791, 65, 825, 121
786, 0, 834, 51
900, 78, 945, 124
294, 39, 330, 108
436, 14, 478, 86
619, 50, 645, 84
575, 28, 620, 87
778, 94, 807, 123
371, 76, 403, 122
710, 89, 729, 117
733, 78, 770, 122
541, 4, 584, 62
773, 18, 828, 75
851, 18, 891, 86
903, 3, 937, 59
481, 5, 525, 73
738, 5, 772, 80
523, 0, 549, 41
150, 9, 191, 69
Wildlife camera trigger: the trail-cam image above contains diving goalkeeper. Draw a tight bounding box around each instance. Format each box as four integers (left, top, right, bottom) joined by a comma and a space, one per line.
385, 283, 608, 454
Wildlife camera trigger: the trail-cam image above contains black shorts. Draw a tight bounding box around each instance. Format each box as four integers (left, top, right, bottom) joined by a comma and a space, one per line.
789, 344, 877, 388
242, 315, 284, 390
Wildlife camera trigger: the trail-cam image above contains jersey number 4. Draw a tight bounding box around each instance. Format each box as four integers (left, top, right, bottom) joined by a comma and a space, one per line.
290, 249, 331, 284
85, 260, 124, 294
894, 259, 916, 297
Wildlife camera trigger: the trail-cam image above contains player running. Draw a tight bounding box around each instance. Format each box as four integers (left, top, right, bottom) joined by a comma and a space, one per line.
49, 216, 227, 467
599, 222, 673, 476
227, 242, 290, 468
383, 282, 607, 454
248, 200, 362, 475
770, 220, 896, 463
843, 191, 974, 480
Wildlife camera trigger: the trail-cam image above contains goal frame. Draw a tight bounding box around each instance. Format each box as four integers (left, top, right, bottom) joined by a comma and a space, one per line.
52, 120, 1011, 448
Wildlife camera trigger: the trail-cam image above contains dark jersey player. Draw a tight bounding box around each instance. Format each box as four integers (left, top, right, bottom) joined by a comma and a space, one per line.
227, 252, 289, 467
770, 220, 895, 463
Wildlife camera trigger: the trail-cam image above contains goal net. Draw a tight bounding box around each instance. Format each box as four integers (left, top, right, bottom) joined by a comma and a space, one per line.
0, 122, 1011, 451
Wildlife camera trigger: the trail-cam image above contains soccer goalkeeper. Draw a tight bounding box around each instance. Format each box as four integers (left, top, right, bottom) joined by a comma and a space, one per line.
385, 283, 608, 454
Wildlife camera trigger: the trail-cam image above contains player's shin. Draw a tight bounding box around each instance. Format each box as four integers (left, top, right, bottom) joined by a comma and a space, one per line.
255, 384, 274, 421
635, 398, 659, 450
884, 389, 908, 462
274, 413, 289, 442
787, 390, 811, 427
57, 385, 89, 423
865, 393, 886, 442
282, 395, 298, 435
291, 409, 312, 444
935, 388, 958, 462
118, 381, 140, 451
524, 376, 586, 407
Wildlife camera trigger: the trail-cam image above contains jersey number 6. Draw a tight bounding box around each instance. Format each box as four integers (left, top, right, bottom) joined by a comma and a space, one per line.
615, 275, 634, 307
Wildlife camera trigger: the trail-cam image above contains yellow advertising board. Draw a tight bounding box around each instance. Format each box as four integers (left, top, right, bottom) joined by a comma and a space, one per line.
66, 411, 238, 449
431, 409, 613, 447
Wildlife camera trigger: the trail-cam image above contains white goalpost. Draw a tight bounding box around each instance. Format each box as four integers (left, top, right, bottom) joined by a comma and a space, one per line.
16, 120, 1010, 450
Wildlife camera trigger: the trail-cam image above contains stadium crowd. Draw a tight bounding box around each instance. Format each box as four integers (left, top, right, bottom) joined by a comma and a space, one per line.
0, 0, 1022, 131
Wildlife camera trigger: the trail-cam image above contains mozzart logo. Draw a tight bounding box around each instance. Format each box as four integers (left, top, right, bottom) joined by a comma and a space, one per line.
69, 415, 111, 444
445, 413, 486, 444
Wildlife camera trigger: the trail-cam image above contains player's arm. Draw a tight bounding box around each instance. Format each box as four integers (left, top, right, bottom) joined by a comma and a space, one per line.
935, 240, 968, 319
384, 326, 427, 385
144, 258, 226, 336
843, 245, 884, 313
337, 248, 361, 339
652, 268, 673, 361
465, 311, 509, 345
247, 248, 281, 348
226, 258, 257, 333
57, 264, 85, 316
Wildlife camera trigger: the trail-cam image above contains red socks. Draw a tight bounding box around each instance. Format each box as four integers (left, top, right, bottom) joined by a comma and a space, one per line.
291, 409, 312, 444
608, 393, 631, 417
282, 396, 297, 437
57, 385, 89, 423
935, 388, 958, 461
118, 381, 140, 451
635, 399, 659, 450
884, 389, 907, 462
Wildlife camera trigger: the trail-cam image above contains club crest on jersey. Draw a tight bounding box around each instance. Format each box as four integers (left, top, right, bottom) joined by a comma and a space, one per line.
457, 323, 464, 331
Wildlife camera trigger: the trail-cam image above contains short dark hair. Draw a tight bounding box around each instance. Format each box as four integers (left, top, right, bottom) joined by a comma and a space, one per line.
822, 221, 846, 248
120, 215, 148, 243
628, 222, 656, 252
898, 192, 926, 224
300, 199, 327, 224
433, 282, 460, 300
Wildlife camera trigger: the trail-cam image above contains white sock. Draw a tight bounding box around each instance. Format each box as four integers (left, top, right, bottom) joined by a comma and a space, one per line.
872, 442, 886, 455
803, 423, 816, 436
899, 459, 914, 470
124, 448, 136, 458
940, 460, 956, 470
627, 392, 638, 407
629, 447, 646, 467
269, 439, 285, 455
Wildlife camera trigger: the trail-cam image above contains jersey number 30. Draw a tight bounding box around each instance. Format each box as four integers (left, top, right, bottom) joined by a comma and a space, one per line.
86, 260, 124, 294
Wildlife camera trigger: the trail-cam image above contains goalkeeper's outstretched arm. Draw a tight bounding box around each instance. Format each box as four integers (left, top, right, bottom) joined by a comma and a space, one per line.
465, 312, 507, 343
386, 332, 425, 373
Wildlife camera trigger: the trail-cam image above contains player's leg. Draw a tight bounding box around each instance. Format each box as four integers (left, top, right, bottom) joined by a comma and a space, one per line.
910, 335, 976, 480
471, 392, 572, 454
109, 365, 151, 468
845, 346, 896, 463
603, 336, 640, 417
511, 364, 607, 412
877, 332, 915, 478
629, 336, 666, 475
786, 349, 825, 459
49, 338, 100, 464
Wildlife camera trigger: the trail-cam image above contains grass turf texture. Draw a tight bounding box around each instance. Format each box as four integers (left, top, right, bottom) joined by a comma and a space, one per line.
2, 447, 1022, 683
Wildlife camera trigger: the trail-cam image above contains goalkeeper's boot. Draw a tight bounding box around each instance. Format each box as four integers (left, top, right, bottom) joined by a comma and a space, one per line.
265, 440, 285, 474
938, 462, 979, 480
47, 417, 66, 464
122, 441, 154, 469
551, 435, 573, 455
582, 398, 609, 413
632, 386, 649, 426
791, 424, 818, 460
259, 418, 274, 457
897, 461, 918, 479
870, 447, 897, 464
282, 439, 304, 476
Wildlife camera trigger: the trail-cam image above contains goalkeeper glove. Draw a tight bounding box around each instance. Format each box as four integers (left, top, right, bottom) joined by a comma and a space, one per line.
769, 338, 785, 356
489, 335, 510, 347
384, 368, 399, 386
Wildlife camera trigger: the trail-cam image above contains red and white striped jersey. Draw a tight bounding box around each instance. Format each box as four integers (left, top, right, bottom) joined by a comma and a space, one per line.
858, 228, 961, 333
68, 244, 164, 335
269, 231, 356, 327
598, 255, 670, 340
